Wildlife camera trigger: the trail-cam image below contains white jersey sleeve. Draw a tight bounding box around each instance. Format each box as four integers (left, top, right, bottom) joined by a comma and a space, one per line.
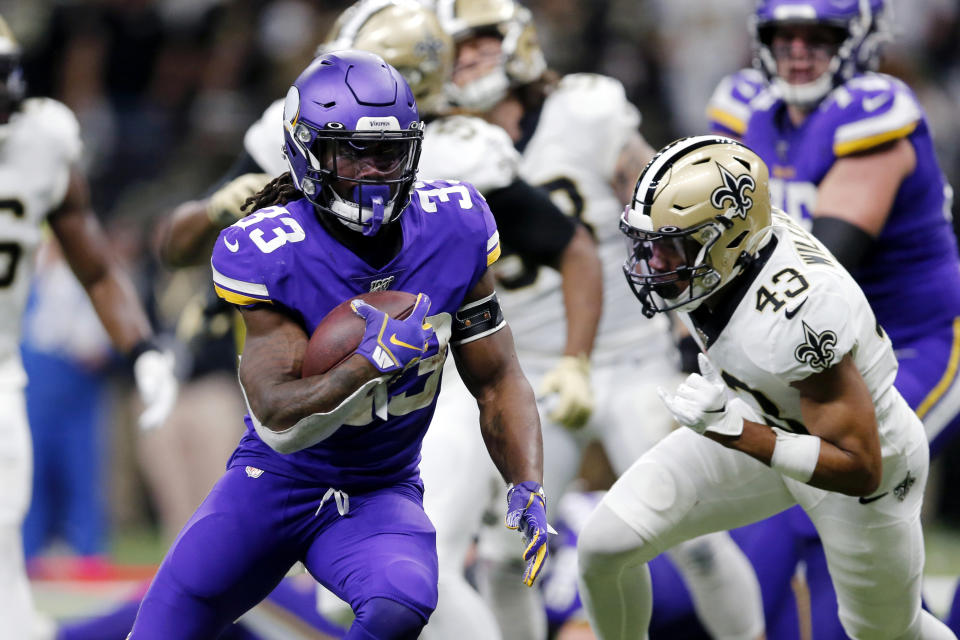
243, 98, 287, 177
23, 98, 83, 211
538, 73, 640, 181
419, 115, 519, 194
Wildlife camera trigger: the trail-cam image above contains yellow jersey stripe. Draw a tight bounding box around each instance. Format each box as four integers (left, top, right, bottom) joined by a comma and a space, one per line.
833, 122, 917, 157
916, 317, 960, 419
487, 242, 502, 266
706, 107, 747, 136
214, 285, 272, 307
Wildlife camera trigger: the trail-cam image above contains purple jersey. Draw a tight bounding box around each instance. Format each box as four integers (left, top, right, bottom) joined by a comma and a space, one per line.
210, 179, 500, 489
743, 72, 960, 344
705, 68, 767, 139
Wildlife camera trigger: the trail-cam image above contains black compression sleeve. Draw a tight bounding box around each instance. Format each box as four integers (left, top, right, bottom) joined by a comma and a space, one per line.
203, 151, 266, 198
810, 216, 875, 271
484, 179, 577, 266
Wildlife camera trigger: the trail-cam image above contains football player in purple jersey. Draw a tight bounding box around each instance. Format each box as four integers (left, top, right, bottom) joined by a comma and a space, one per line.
703, 1, 960, 636
128, 50, 548, 640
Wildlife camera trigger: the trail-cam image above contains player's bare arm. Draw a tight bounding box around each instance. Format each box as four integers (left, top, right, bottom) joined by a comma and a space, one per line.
812, 137, 916, 268
611, 130, 656, 206
555, 224, 602, 357
708, 353, 882, 497
48, 167, 152, 354
238, 305, 380, 431
452, 270, 543, 485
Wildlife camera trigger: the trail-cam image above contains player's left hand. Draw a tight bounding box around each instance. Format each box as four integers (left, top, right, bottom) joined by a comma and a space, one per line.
539, 354, 593, 430
658, 353, 743, 437
134, 347, 179, 431
505, 481, 552, 587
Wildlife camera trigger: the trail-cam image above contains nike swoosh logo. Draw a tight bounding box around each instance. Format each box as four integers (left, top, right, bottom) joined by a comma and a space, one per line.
858, 492, 888, 505
389, 334, 424, 351
784, 298, 807, 319
863, 94, 890, 113
224, 237, 240, 252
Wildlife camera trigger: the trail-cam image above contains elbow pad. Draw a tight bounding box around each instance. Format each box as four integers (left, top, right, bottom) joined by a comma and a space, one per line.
244, 375, 389, 454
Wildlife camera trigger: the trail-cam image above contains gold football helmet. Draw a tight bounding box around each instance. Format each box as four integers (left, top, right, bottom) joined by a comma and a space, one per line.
321, 0, 454, 117
0, 14, 24, 125
435, 0, 546, 110
620, 136, 772, 317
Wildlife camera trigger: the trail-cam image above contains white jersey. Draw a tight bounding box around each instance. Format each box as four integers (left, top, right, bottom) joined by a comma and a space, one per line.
419, 115, 519, 194
512, 73, 669, 368
0, 98, 82, 386
243, 98, 287, 177
685, 211, 910, 456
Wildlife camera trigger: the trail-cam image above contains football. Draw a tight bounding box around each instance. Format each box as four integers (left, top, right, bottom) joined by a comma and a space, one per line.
301, 290, 419, 377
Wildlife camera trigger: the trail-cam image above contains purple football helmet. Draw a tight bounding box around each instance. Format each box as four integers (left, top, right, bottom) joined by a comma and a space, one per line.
752, 0, 890, 107
282, 49, 423, 236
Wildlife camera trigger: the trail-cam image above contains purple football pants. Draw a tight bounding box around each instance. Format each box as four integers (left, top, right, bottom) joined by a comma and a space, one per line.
129, 465, 438, 639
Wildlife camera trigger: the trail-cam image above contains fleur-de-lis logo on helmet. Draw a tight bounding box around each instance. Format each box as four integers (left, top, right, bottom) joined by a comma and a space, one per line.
710, 163, 756, 221
793, 321, 838, 371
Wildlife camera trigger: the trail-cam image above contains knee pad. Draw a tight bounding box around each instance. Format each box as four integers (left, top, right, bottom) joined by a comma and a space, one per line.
577, 503, 654, 579
352, 597, 426, 640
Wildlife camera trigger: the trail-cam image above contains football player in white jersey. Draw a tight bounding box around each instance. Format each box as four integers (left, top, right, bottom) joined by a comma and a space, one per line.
578, 135, 956, 640
158, 3, 602, 639
0, 15, 177, 639
430, 2, 766, 639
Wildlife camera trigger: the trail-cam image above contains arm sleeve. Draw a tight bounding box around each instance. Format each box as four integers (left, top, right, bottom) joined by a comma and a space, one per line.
484, 179, 577, 266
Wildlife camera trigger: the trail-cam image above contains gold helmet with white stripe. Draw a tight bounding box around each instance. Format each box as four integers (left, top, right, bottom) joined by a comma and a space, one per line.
321, 0, 454, 117
435, 0, 546, 110
620, 136, 772, 317
0, 14, 24, 125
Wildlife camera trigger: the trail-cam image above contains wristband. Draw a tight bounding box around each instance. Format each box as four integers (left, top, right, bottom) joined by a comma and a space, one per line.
769, 427, 821, 483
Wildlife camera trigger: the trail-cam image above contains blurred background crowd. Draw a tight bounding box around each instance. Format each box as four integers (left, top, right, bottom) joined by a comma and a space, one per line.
4, 0, 960, 593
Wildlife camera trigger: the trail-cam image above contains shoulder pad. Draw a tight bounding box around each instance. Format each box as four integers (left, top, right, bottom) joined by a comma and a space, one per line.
243, 99, 287, 176
18, 98, 82, 165
420, 116, 519, 193
749, 277, 855, 383
825, 74, 922, 157
706, 68, 766, 137
211, 204, 304, 306
550, 73, 641, 129
412, 179, 500, 267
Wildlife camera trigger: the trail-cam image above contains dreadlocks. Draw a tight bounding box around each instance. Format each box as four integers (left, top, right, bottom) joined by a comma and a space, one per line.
242, 172, 302, 214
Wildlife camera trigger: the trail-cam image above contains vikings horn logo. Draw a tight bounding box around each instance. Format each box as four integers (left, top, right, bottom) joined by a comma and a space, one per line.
794, 321, 838, 371
710, 163, 755, 220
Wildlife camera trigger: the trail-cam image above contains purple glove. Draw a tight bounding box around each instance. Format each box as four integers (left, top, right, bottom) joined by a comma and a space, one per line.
505, 481, 551, 587
351, 293, 434, 374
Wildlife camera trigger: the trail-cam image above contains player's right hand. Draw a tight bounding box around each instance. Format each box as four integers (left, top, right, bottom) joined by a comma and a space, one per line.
657, 353, 743, 437
134, 347, 179, 431
351, 293, 434, 374
539, 354, 593, 430
206, 173, 272, 226
505, 481, 551, 587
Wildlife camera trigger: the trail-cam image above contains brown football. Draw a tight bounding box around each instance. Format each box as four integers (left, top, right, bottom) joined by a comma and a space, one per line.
301, 290, 419, 377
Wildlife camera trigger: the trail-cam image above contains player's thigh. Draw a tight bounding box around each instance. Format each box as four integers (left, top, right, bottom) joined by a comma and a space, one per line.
895, 324, 960, 455
133, 466, 303, 638
593, 358, 683, 476
802, 436, 928, 639
0, 387, 31, 524
421, 363, 499, 565
602, 427, 795, 555
304, 480, 440, 623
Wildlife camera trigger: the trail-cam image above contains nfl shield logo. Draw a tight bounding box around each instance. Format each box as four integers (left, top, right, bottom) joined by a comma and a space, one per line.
245, 466, 264, 478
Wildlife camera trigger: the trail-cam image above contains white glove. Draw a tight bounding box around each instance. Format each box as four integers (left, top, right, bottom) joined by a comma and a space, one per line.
134, 348, 179, 431
206, 172, 273, 226
657, 353, 743, 437
539, 355, 593, 430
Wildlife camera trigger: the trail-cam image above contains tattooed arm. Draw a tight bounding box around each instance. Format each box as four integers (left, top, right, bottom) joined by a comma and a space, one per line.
238, 306, 380, 431
451, 270, 543, 485
612, 130, 656, 206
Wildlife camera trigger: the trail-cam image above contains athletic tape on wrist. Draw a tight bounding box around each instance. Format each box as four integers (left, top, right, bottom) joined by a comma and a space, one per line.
769, 427, 821, 483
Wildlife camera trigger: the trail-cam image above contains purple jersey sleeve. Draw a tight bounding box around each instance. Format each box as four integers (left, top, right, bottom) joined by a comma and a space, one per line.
825, 75, 921, 157
211, 204, 305, 307
706, 69, 767, 138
